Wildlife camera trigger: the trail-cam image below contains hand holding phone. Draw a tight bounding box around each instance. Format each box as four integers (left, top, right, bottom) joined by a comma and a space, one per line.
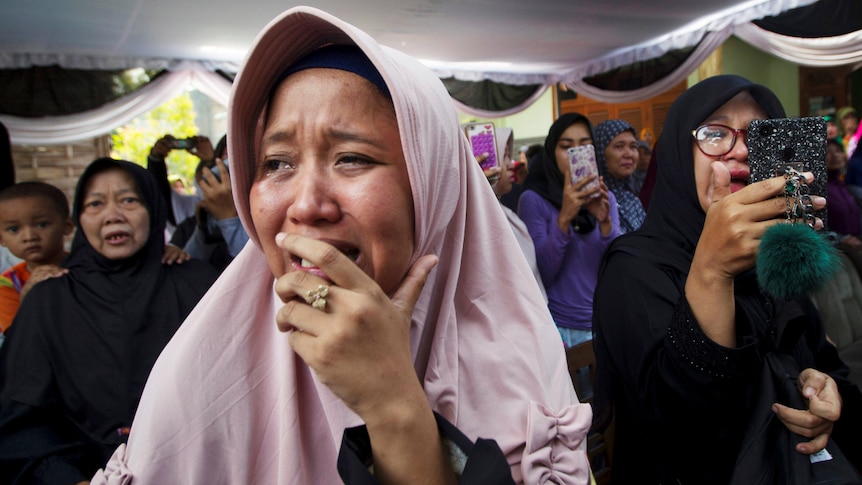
465, 122, 499, 172
568, 144, 600, 197
747, 117, 827, 226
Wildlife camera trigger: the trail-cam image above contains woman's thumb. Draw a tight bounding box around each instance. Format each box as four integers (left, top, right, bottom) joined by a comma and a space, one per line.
708, 161, 732, 206
390, 254, 439, 318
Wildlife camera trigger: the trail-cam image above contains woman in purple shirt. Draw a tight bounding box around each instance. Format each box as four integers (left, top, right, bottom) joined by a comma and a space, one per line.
518, 113, 622, 346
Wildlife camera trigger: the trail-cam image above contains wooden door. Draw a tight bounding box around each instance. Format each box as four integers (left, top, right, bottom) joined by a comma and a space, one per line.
555, 81, 687, 144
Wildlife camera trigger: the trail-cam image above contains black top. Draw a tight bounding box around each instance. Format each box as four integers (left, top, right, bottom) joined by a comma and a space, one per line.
0, 159, 218, 484
338, 412, 514, 484
0, 122, 13, 190
592, 75, 862, 484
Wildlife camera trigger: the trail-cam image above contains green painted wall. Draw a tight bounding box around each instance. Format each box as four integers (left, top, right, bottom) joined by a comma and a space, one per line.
457, 88, 554, 147
706, 36, 800, 116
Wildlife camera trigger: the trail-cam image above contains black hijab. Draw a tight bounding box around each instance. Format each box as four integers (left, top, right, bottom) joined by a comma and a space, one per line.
522, 112, 597, 233
591, 75, 788, 484
0, 122, 13, 190
611, 75, 785, 276
0, 158, 218, 483
66, 158, 168, 272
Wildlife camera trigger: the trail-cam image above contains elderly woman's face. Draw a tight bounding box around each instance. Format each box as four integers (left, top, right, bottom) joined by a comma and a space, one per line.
251, 68, 415, 296
79, 168, 150, 260
604, 130, 638, 180
693, 91, 767, 213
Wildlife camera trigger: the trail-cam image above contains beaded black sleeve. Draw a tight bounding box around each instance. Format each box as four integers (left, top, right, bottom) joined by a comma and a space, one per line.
666, 297, 750, 381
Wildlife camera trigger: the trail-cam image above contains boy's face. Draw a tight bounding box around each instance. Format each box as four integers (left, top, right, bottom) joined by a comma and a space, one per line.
0, 196, 73, 266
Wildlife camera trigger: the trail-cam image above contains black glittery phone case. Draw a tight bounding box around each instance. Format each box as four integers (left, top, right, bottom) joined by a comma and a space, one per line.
747, 116, 828, 227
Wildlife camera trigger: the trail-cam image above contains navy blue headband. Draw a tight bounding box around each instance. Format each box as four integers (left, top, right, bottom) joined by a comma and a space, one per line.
276, 44, 391, 98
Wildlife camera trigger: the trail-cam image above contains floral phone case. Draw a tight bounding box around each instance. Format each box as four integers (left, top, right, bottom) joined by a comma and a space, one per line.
568, 144, 600, 196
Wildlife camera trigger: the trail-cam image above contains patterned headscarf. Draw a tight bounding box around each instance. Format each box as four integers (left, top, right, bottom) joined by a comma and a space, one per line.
594, 119, 645, 233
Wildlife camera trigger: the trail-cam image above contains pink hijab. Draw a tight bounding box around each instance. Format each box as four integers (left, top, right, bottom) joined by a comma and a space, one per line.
94, 7, 590, 484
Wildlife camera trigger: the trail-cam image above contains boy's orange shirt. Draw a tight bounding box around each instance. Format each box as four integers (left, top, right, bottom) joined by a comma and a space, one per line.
0, 261, 30, 333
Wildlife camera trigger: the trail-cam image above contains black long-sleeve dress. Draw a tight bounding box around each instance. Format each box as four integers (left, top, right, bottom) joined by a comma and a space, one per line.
0, 159, 217, 484
592, 75, 862, 484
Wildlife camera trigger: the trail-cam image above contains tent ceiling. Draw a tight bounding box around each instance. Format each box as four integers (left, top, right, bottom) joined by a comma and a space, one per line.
0, 0, 815, 80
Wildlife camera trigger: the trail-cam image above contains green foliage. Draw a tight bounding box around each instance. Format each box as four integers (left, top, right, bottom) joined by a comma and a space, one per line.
110, 91, 201, 183
112, 68, 157, 98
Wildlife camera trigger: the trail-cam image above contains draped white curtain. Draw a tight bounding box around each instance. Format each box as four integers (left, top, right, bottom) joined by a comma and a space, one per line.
558, 0, 828, 103
1, 0, 860, 142
451, 85, 549, 119
0, 60, 232, 145
735, 23, 862, 67
562, 30, 733, 104
560, 21, 862, 103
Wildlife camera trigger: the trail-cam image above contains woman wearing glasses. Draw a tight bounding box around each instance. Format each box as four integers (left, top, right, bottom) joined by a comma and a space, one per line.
592, 75, 861, 483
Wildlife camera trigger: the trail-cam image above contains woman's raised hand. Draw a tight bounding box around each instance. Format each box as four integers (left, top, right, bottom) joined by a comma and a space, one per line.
272, 233, 438, 423
557, 163, 601, 232
686, 163, 825, 347
696, 162, 824, 280
585, 176, 610, 224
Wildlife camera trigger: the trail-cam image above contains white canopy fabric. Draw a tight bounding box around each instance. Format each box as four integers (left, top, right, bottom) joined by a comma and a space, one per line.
0, 0, 857, 144
735, 23, 862, 66
0, 62, 232, 145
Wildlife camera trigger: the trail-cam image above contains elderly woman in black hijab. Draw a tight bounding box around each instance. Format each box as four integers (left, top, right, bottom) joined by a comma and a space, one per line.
593, 75, 860, 484
0, 158, 218, 484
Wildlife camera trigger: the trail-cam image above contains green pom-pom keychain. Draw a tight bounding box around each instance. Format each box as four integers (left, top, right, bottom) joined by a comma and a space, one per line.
756, 223, 839, 300
757, 166, 839, 299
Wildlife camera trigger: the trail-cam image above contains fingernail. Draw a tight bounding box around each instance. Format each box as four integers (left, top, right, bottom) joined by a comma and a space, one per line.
275, 232, 286, 245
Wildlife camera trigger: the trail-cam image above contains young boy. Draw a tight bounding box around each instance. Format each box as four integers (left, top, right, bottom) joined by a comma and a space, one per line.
0, 182, 73, 334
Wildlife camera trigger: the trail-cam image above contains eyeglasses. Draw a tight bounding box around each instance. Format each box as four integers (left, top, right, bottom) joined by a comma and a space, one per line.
691, 124, 748, 157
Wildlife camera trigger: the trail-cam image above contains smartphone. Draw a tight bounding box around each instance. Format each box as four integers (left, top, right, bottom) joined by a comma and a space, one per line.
568, 144, 600, 196
465, 122, 499, 172
747, 116, 827, 227
200, 159, 222, 183
172, 138, 195, 150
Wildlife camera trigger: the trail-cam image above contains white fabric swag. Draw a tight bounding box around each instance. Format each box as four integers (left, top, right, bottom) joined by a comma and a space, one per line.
1, 61, 232, 145
4, 3, 862, 144
735, 23, 862, 67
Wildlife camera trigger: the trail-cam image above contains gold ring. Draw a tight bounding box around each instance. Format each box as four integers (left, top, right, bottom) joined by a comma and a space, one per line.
304, 284, 329, 311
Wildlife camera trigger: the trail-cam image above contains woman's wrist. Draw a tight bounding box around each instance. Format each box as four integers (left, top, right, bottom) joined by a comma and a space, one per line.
362, 381, 430, 432
209, 206, 238, 221
557, 208, 578, 232
685, 255, 737, 347
598, 217, 612, 236
362, 385, 456, 484
557, 215, 570, 233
